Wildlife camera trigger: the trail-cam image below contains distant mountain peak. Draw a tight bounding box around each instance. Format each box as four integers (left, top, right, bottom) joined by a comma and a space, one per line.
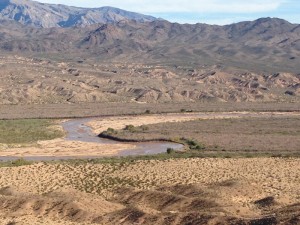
0, 0, 158, 28
252, 17, 292, 25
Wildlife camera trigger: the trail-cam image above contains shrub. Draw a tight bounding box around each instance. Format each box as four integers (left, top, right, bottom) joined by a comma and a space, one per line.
107, 127, 114, 132
103, 127, 118, 135
124, 125, 136, 132
184, 138, 205, 150
145, 109, 151, 114
167, 148, 175, 154
140, 125, 149, 131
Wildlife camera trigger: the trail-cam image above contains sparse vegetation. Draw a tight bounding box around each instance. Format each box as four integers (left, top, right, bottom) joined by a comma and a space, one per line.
114, 124, 150, 133
105, 127, 118, 135
0, 158, 33, 168
182, 138, 205, 150
167, 148, 175, 154
0, 119, 64, 145
99, 116, 300, 154
140, 125, 149, 131
124, 124, 136, 132
11, 158, 32, 166
0, 5, 299, 224
0, 101, 299, 120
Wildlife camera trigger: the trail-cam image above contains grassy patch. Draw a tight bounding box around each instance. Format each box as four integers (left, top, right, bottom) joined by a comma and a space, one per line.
0, 151, 299, 169
0, 158, 33, 167
48, 150, 300, 168
0, 119, 64, 144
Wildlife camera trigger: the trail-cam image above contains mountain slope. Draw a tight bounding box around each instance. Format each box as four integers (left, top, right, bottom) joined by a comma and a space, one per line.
1, 17, 299, 72
0, 16, 299, 103
75, 18, 300, 72
0, 0, 158, 28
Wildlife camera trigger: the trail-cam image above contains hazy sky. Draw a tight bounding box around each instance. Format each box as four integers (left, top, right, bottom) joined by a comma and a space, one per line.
39, 0, 300, 25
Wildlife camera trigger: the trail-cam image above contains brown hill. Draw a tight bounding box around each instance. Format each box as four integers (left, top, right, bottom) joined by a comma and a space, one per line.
0, 18, 299, 73
0, 55, 298, 104
0, 3, 299, 104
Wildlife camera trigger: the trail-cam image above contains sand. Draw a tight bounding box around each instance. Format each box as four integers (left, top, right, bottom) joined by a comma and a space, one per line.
0, 139, 136, 158
87, 113, 207, 134
0, 158, 299, 224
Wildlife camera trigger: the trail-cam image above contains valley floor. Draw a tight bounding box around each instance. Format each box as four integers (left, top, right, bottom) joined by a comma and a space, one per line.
0, 111, 299, 159
0, 110, 299, 224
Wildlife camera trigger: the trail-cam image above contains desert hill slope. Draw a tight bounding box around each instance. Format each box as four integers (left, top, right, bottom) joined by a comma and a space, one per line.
0, 17, 299, 72
0, 55, 298, 104
0, 1, 299, 104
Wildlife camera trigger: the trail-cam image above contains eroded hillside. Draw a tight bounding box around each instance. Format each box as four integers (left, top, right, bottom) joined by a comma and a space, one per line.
0, 56, 299, 104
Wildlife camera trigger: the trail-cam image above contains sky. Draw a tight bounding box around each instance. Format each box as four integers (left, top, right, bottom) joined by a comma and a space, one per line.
39, 0, 300, 25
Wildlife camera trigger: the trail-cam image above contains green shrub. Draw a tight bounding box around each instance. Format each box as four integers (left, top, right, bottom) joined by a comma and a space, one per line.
124, 125, 136, 132
106, 127, 117, 134
184, 138, 205, 150
167, 148, 175, 154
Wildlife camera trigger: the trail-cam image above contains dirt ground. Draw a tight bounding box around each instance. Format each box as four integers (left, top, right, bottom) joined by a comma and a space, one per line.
0, 112, 299, 224
0, 55, 299, 106
0, 111, 297, 159
0, 102, 299, 120
86, 112, 215, 134
0, 111, 299, 159
0, 158, 299, 224
98, 112, 300, 153
0, 139, 136, 158
1, 113, 206, 158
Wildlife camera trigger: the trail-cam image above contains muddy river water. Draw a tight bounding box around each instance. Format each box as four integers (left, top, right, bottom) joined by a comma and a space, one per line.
0, 111, 299, 161
62, 118, 183, 157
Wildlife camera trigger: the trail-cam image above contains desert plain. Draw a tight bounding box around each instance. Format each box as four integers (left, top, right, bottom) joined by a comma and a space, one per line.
0, 2, 299, 223
0, 110, 299, 225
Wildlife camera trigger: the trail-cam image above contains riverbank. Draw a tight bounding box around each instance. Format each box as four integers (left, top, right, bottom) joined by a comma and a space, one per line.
0, 111, 299, 160
96, 112, 300, 155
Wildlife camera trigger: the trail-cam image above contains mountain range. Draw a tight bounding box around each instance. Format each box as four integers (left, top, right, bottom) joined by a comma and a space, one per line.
0, 0, 299, 73
1, 17, 300, 72
0, 0, 299, 104
0, 0, 158, 27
